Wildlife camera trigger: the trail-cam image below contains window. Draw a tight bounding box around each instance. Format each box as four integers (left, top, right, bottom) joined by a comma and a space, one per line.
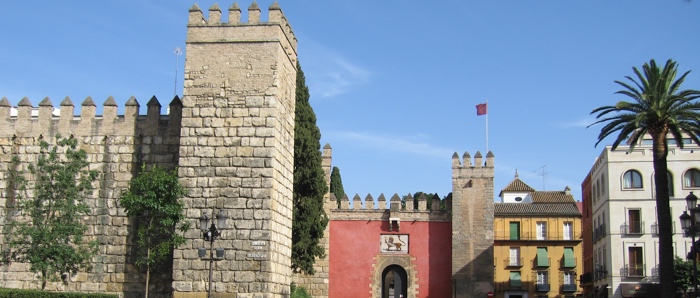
653, 172, 675, 197
563, 271, 577, 292
536, 221, 547, 240
509, 222, 520, 240
536, 271, 549, 291
685, 169, 700, 188
627, 209, 642, 234
515, 196, 523, 202
563, 271, 575, 285
510, 271, 521, 287
601, 173, 606, 194
623, 170, 643, 189
509, 247, 521, 266
537, 271, 548, 284
563, 222, 573, 240
537, 247, 549, 267
628, 246, 644, 276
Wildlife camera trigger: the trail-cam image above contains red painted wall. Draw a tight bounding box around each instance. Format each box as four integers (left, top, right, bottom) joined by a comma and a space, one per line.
329, 220, 452, 298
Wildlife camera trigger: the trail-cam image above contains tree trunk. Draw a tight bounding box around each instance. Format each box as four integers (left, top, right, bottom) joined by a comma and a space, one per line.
652, 131, 675, 297
146, 247, 150, 298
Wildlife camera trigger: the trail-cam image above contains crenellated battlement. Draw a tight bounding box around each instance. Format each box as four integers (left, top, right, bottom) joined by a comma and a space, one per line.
0, 96, 182, 140
187, 2, 297, 65
329, 193, 451, 222
452, 150, 495, 169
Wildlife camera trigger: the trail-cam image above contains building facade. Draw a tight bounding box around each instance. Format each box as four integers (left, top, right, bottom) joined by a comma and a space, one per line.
584, 137, 700, 298
494, 174, 583, 298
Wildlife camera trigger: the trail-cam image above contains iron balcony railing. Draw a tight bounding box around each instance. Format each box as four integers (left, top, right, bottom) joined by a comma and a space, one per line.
504, 257, 524, 267
562, 283, 577, 292
536, 283, 550, 292
620, 221, 645, 235
651, 222, 676, 236
621, 264, 645, 277
595, 266, 608, 280
594, 224, 606, 242
494, 231, 582, 241
579, 272, 593, 284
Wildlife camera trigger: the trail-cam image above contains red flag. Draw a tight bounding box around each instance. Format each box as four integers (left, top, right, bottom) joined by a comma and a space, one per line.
476, 103, 487, 116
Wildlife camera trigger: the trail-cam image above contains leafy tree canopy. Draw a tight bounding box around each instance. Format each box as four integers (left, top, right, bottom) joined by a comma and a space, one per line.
292, 61, 329, 275
330, 166, 345, 207
590, 59, 700, 297
2, 135, 99, 289
119, 164, 190, 297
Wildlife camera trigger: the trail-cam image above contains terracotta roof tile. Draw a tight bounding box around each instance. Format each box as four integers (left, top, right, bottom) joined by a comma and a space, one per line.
531, 191, 575, 203
494, 203, 582, 216
502, 178, 535, 192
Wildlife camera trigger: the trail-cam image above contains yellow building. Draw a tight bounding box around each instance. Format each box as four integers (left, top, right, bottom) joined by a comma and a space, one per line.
494, 174, 583, 298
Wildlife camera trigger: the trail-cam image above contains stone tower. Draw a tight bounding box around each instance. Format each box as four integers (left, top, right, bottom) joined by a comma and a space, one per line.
451, 151, 495, 297
173, 2, 298, 297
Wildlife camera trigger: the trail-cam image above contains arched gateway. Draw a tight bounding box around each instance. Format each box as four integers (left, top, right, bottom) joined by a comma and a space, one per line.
382, 265, 408, 298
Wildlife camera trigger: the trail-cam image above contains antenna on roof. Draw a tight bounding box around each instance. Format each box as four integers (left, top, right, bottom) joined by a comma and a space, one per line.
174, 47, 183, 97
538, 164, 548, 190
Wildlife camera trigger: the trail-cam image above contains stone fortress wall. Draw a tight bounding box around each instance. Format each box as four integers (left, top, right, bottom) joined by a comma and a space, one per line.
0, 95, 182, 296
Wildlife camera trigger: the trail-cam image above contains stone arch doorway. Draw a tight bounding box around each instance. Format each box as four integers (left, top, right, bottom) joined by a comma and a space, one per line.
382, 265, 408, 298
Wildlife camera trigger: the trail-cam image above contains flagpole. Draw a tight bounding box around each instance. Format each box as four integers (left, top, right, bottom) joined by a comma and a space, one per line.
485, 100, 489, 153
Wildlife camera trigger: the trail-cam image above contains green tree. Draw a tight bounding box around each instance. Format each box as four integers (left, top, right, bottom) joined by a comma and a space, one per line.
119, 165, 190, 298
330, 166, 345, 207
674, 256, 699, 296
292, 61, 329, 275
2, 135, 99, 290
589, 59, 700, 297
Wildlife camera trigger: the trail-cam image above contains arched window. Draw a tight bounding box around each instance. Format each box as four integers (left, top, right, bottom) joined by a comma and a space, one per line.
684, 169, 700, 188
623, 170, 643, 189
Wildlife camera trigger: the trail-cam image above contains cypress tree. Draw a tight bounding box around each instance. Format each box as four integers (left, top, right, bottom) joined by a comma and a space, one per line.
330, 166, 345, 206
292, 61, 328, 275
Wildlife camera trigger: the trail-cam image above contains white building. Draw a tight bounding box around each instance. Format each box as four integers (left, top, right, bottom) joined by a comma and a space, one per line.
587, 137, 700, 298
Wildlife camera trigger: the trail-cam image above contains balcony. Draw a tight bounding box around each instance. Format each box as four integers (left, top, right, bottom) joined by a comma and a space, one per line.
621, 221, 645, 235
595, 266, 608, 280
621, 264, 645, 277
536, 283, 550, 292
594, 224, 606, 242
494, 230, 582, 241
579, 272, 593, 284
496, 280, 525, 292
651, 265, 659, 277
651, 222, 676, 236
562, 284, 577, 292
504, 257, 523, 267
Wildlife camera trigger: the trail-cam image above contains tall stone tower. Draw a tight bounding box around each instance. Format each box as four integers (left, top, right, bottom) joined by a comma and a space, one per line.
173, 2, 298, 297
451, 151, 495, 297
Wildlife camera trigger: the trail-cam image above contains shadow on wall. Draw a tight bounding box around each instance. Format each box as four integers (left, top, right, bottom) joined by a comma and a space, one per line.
453, 245, 495, 297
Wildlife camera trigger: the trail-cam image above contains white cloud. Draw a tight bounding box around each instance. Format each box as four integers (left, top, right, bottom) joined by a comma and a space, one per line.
298, 39, 370, 99
331, 131, 454, 158
558, 116, 596, 128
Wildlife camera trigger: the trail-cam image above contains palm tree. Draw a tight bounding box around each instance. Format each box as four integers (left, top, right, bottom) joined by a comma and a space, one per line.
589, 59, 700, 297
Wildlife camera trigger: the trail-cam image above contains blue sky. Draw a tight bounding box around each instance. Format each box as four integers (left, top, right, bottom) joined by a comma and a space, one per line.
1, 1, 699, 202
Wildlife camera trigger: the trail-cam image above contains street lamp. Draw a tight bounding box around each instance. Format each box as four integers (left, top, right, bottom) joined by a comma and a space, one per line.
680, 192, 700, 297
198, 209, 227, 298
